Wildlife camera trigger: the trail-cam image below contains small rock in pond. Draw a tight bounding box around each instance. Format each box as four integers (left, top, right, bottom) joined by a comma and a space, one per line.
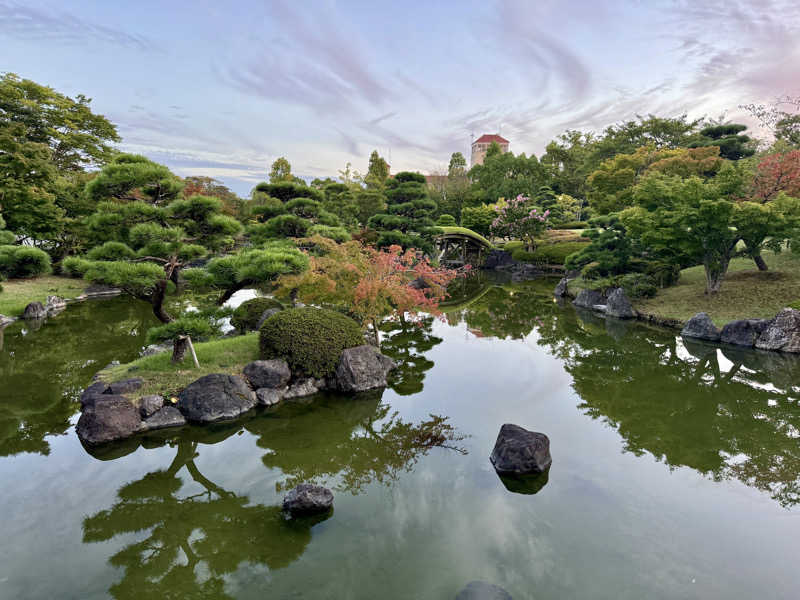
755, 308, 800, 353
681, 312, 720, 342
256, 387, 285, 406
553, 277, 568, 298
141, 406, 186, 431
105, 377, 144, 396
333, 345, 396, 393
138, 394, 164, 418
177, 373, 257, 423
455, 581, 513, 600
720, 318, 770, 347
243, 359, 291, 389
22, 302, 46, 320
76, 396, 141, 446
283, 378, 326, 399
490, 423, 552, 476
282, 483, 334, 516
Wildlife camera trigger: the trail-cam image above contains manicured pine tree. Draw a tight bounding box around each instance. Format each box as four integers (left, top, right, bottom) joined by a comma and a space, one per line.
368, 172, 438, 253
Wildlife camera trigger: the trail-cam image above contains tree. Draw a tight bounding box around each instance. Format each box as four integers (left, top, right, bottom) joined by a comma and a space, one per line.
252, 181, 320, 203
368, 172, 438, 253
268, 156, 293, 183
689, 123, 756, 161
490, 194, 550, 251
182, 176, 243, 217
85, 154, 183, 205
365, 150, 389, 189
750, 150, 800, 202
741, 95, 800, 147
0, 73, 119, 171
469, 146, 549, 204
564, 214, 633, 277
448, 152, 467, 176
353, 188, 386, 227
460, 204, 495, 237
321, 183, 358, 227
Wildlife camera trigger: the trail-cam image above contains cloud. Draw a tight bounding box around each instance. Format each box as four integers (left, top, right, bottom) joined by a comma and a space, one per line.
0, 1, 153, 50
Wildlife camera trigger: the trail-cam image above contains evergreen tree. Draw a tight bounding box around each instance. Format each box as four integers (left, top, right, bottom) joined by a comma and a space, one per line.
368, 172, 438, 253
689, 124, 755, 160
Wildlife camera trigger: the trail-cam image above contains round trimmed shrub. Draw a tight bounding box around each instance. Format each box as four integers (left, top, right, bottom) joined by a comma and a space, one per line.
87, 241, 136, 261
259, 307, 364, 378
0, 245, 52, 278
62, 256, 94, 278
231, 297, 284, 332
437, 214, 456, 226
620, 273, 657, 298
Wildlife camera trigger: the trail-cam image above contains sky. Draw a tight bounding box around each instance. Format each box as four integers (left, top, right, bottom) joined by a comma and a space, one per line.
3, 0, 800, 196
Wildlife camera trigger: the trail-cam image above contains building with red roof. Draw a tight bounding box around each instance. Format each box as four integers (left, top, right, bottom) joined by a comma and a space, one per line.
470, 133, 509, 166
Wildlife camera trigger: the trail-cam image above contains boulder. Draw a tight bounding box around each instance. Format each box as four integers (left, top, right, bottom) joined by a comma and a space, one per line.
333, 345, 396, 393
45, 295, 67, 315
243, 359, 291, 389
255, 308, 282, 331
138, 395, 164, 418
553, 277, 569, 298
105, 378, 144, 396
484, 250, 514, 270
76, 396, 142, 446
22, 302, 46, 320
80, 380, 109, 408
756, 308, 800, 353
282, 484, 334, 517
283, 378, 327, 399
720, 319, 770, 347
256, 387, 286, 406
455, 581, 513, 600
0, 314, 14, 327
489, 423, 552, 476
141, 343, 170, 357
572, 289, 604, 310
605, 287, 637, 319
681, 312, 720, 342
177, 374, 257, 423
141, 406, 186, 431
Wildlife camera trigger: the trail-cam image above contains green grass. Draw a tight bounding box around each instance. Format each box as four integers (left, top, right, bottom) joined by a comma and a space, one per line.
633, 251, 800, 326
436, 226, 494, 249
504, 237, 589, 265
102, 333, 260, 401
0, 275, 88, 316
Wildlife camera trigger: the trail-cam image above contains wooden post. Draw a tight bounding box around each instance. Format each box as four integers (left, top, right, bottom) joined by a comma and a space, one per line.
187, 335, 200, 369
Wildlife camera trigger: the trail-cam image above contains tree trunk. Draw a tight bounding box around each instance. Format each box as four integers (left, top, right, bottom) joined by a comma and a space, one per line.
172, 336, 189, 363
151, 279, 173, 323
704, 256, 730, 295
371, 318, 380, 348
752, 253, 769, 271
218, 284, 243, 306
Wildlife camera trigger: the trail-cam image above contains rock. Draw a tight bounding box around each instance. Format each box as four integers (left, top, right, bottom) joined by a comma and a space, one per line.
681, 312, 720, 342
483, 249, 514, 270
283, 378, 327, 399
83, 284, 121, 298
0, 314, 14, 327
489, 423, 552, 476
256, 387, 286, 406
140, 343, 170, 357
282, 484, 334, 516
80, 380, 109, 408
243, 359, 291, 389
255, 308, 282, 331
553, 277, 569, 298
76, 396, 142, 446
138, 395, 164, 418
409, 276, 431, 290
141, 406, 186, 431
756, 308, 800, 353
105, 377, 144, 396
177, 373, 257, 423
455, 581, 513, 600
720, 319, 770, 347
572, 289, 604, 310
22, 302, 46, 320
333, 345, 396, 393
605, 287, 637, 319
45, 295, 67, 316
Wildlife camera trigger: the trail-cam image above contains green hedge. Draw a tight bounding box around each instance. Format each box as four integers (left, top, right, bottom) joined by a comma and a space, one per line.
259, 307, 364, 378
505, 241, 588, 265
0, 245, 52, 278
551, 221, 588, 230
231, 297, 283, 332
62, 257, 94, 278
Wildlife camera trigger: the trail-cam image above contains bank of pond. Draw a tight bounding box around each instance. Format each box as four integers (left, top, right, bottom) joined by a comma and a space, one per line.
1, 275, 799, 599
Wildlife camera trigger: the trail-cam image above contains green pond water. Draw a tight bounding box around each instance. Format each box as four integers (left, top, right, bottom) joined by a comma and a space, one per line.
1, 277, 799, 599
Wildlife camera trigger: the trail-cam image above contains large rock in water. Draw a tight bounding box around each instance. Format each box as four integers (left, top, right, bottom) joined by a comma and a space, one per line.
105, 378, 144, 396
22, 302, 46, 320
177, 374, 256, 423
76, 396, 142, 446
572, 289, 604, 310
553, 277, 569, 298
141, 406, 186, 431
490, 424, 552, 476
756, 308, 800, 353
720, 319, 770, 347
605, 287, 636, 318
80, 380, 109, 408
681, 312, 720, 341
333, 345, 396, 392
243, 359, 291, 389
455, 581, 513, 600
282, 484, 334, 517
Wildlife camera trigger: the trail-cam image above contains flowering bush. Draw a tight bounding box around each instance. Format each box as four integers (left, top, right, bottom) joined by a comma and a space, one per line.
490, 194, 549, 251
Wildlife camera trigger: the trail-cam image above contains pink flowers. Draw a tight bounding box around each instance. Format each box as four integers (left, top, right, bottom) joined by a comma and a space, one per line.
489, 194, 550, 251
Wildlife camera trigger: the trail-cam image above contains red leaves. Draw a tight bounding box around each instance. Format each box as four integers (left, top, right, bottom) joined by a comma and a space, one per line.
752, 151, 800, 202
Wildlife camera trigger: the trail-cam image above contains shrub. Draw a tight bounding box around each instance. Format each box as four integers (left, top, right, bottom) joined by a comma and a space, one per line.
0, 245, 52, 278
437, 214, 456, 226
619, 273, 658, 298
552, 221, 588, 230
86, 241, 136, 261
62, 256, 94, 278
146, 315, 220, 345
259, 307, 363, 378
308, 224, 351, 243
506, 241, 589, 265
250, 215, 310, 241
0, 230, 15, 245
461, 205, 495, 237
644, 260, 681, 288
285, 198, 321, 219
231, 297, 283, 332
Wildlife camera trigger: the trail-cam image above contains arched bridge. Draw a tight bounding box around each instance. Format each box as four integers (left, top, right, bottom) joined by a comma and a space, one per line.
435, 227, 493, 266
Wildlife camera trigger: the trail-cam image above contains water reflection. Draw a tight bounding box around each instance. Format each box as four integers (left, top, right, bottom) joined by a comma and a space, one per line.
379, 316, 444, 396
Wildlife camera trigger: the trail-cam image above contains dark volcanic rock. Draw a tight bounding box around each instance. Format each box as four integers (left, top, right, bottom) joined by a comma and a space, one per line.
177, 373, 257, 423
138, 395, 164, 418
605, 287, 636, 319
484, 250, 514, 270
490, 423, 552, 476
80, 380, 109, 408
105, 377, 144, 396
243, 359, 291, 389
553, 277, 569, 298
681, 312, 720, 341
333, 345, 396, 393
572, 289, 604, 310
76, 396, 142, 446
22, 302, 46, 320
756, 308, 800, 353
256, 387, 285, 406
455, 581, 513, 600
141, 406, 186, 431
282, 484, 334, 517
720, 319, 770, 347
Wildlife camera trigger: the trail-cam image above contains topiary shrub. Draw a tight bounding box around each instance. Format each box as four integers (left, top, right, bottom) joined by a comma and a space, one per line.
308, 224, 351, 242
619, 273, 658, 298
259, 307, 363, 378
62, 256, 94, 278
86, 241, 136, 261
0, 245, 52, 278
437, 214, 456, 226
231, 297, 284, 332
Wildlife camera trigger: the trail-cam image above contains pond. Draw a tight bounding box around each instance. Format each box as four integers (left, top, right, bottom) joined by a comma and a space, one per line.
1, 276, 799, 599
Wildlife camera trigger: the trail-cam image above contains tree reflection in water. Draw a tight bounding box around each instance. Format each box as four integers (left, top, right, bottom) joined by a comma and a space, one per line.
82, 392, 466, 597
448, 275, 800, 508
379, 316, 443, 396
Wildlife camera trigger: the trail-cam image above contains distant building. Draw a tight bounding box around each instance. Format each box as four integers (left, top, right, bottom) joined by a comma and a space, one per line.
470, 134, 509, 166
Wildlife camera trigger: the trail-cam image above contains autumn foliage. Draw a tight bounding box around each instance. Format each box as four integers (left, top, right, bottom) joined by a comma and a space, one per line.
751, 151, 800, 202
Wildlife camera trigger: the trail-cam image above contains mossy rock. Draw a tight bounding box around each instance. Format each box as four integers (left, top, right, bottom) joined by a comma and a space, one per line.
231, 297, 284, 333
259, 307, 364, 378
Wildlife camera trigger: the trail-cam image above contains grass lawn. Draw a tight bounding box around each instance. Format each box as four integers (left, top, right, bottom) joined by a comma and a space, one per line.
633, 251, 800, 326
0, 275, 88, 316
102, 333, 260, 401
